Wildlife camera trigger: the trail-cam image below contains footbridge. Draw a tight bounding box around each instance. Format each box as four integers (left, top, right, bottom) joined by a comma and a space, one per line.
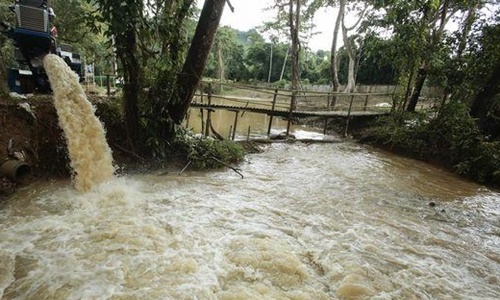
190, 101, 388, 118
190, 81, 394, 138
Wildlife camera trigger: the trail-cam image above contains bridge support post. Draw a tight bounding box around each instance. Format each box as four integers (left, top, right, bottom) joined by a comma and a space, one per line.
247, 126, 251, 141
231, 110, 239, 140
344, 95, 355, 137
363, 85, 372, 111
267, 88, 278, 136
286, 89, 295, 136
205, 84, 212, 137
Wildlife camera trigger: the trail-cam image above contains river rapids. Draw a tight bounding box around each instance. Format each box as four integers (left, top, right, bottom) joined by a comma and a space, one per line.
0, 142, 499, 299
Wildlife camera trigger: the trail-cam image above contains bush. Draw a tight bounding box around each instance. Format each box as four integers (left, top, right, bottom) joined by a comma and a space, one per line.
175, 133, 245, 169
273, 79, 290, 89
456, 141, 500, 184
368, 102, 500, 185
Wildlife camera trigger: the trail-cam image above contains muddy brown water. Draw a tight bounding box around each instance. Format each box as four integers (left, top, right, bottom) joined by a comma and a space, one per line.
0, 140, 499, 299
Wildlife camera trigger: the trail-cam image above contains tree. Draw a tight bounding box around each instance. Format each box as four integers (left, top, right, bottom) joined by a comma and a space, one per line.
265, 0, 325, 88
441, 0, 482, 103
168, 0, 226, 124
330, 0, 343, 92
204, 26, 247, 82
88, 0, 225, 156
356, 34, 397, 84
266, 0, 304, 109
244, 30, 290, 82
405, 0, 453, 112
289, 0, 301, 109
340, 1, 367, 92
89, 0, 144, 152
365, 0, 488, 111
467, 15, 500, 134
51, 1, 98, 50
310, 0, 368, 93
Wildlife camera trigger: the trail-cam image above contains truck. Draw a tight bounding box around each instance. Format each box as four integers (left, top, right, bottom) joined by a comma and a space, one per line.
1, 0, 83, 94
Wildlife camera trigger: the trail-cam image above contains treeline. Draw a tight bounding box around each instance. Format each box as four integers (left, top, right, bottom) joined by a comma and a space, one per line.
202, 28, 397, 86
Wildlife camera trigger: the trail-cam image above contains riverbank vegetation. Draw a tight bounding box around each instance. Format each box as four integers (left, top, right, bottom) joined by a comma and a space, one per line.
359, 11, 500, 186
362, 103, 500, 185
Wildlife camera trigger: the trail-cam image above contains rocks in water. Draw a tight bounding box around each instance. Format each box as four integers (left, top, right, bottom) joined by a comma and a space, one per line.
269, 132, 296, 140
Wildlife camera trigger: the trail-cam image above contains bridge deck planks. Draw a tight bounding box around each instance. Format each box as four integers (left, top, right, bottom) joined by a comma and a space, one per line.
190, 103, 389, 118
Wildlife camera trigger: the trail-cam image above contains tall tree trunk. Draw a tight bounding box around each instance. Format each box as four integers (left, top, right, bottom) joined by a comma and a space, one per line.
407, 0, 450, 111
169, 0, 225, 124
329, 0, 345, 93
289, 0, 301, 110
470, 61, 500, 130
343, 54, 357, 93
217, 42, 225, 93
118, 23, 142, 152
402, 61, 416, 111
446, 2, 478, 102
268, 42, 273, 83
340, 0, 365, 93
341, 11, 354, 93
407, 62, 427, 111
166, 0, 194, 64
280, 47, 289, 81
456, 3, 477, 60
342, 18, 357, 93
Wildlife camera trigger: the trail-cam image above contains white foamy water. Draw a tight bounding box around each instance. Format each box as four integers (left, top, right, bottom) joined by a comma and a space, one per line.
0, 143, 499, 299
43, 54, 115, 192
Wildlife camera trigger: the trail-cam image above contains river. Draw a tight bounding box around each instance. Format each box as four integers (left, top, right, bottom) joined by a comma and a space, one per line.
0, 138, 499, 299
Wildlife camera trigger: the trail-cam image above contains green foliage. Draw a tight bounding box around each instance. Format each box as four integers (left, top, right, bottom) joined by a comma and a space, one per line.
428, 103, 479, 162
370, 111, 430, 156
204, 26, 248, 81
51, 1, 102, 57
455, 141, 500, 184
356, 34, 398, 85
273, 79, 289, 88
175, 134, 245, 170
369, 102, 500, 185
95, 97, 122, 119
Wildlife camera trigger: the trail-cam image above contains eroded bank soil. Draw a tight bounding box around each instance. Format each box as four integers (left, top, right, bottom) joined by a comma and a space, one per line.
0, 94, 127, 198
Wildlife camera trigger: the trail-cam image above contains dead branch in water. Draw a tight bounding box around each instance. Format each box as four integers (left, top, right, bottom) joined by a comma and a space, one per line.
209, 120, 225, 140
210, 155, 244, 178
179, 161, 192, 175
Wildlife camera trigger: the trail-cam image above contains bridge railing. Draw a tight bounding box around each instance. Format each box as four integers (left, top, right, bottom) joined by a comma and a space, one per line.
190, 81, 401, 139
193, 81, 396, 113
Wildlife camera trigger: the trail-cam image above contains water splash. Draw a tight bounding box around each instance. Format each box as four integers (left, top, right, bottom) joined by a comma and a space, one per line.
43, 54, 115, 192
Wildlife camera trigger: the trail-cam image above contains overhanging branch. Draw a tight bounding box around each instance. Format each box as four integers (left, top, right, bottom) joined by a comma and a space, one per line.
226, 0, 234, 12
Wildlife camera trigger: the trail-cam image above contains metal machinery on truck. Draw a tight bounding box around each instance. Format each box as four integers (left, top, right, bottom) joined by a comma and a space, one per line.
1, 0, 83, 93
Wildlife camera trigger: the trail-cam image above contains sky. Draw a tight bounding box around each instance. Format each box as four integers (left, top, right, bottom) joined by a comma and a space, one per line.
198, 0, 336, 51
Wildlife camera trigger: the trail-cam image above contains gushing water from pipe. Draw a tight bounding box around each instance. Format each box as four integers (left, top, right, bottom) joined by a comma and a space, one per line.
43, 54, 115, 192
